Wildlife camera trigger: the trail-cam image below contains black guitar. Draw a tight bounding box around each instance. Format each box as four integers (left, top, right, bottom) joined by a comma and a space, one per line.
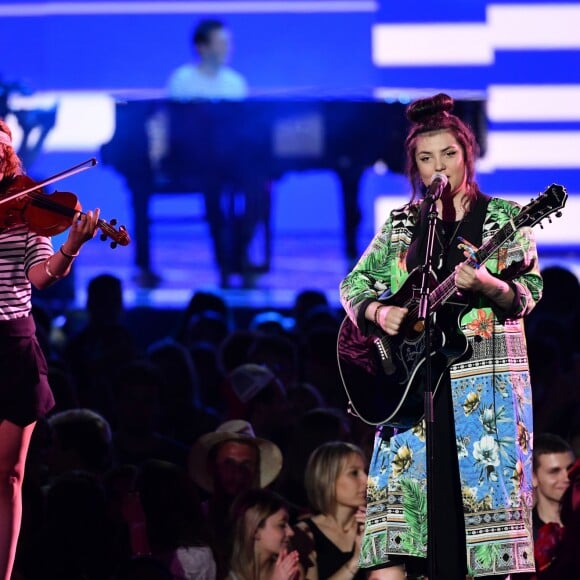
337, 184, 568, 428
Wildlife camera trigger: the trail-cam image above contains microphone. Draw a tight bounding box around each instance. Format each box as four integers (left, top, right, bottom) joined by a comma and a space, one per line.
425, 172, 449, 201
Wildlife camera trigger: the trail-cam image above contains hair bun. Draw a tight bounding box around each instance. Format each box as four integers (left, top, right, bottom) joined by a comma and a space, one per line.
406, 93, 454, 123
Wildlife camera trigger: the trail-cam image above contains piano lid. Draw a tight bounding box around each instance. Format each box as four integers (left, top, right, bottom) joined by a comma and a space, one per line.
105, 85, 487, 105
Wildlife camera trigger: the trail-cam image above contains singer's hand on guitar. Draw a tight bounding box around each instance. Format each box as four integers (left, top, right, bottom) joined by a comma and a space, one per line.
455, 242, 497, 293
374, 304, 408, 336
454, 260, 493, 293
455, 260, 515, 310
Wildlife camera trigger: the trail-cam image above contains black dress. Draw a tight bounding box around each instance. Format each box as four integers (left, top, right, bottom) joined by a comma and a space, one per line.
400, 192, 490, 578
302, 518, 366, 579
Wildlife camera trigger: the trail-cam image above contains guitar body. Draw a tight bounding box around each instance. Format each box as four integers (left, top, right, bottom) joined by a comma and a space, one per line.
337, 268, 471, 428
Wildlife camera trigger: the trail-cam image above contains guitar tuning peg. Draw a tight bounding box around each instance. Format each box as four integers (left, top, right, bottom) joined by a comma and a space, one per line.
100, 233, 107, 241
110, 218, 117, 226
556, 211, 562, 218
110, 241, 118, 249
539, 223, 544, 229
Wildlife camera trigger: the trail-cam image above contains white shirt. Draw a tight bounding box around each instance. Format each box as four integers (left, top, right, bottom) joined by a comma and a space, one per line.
167, 64, 248, 101
168, 545, 217, 580
0, 225, 53, 320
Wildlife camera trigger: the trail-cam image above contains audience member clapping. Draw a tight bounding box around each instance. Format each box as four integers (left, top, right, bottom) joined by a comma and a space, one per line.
294, 441, 367, 579
227, 488, 302, 580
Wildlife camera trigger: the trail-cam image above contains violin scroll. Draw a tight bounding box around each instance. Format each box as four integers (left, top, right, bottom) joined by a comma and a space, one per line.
98, 218, 131, 248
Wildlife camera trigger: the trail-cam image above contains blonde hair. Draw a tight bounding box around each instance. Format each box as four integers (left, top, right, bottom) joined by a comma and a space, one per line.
0, 119, 23, 178
304, 441, 365, 514
229, 489, 288, 580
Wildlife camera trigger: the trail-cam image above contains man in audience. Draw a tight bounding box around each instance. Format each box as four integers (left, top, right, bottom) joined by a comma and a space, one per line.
531, 456, 579, 578
188, 419, 282, 578
532, 432, 576, 537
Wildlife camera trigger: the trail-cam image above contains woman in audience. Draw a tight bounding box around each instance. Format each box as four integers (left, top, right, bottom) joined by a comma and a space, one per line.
294, 441, 367, 579
227, 488, 301, 580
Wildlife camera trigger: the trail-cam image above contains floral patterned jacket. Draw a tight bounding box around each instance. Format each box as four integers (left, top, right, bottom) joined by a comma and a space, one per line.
340, 196, 543, 577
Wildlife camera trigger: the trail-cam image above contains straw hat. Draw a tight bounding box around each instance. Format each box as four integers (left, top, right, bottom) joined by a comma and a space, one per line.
188, 419, 283, 493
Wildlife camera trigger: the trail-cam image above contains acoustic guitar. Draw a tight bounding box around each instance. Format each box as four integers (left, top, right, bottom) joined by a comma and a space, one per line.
337, 184, 568, 428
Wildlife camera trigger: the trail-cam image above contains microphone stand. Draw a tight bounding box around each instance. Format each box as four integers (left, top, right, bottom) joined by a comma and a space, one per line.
417, 190, 440, 580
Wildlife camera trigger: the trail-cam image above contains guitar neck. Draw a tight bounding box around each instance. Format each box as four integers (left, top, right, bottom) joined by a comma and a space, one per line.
430, 218, 517, 310
403, 183, 566, 320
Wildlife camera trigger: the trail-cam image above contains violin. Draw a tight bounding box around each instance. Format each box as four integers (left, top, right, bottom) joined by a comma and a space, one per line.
0, 158, 130, 247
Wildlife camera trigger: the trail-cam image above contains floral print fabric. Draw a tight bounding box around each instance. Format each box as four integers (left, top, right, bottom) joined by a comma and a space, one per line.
340, 197, 542, 577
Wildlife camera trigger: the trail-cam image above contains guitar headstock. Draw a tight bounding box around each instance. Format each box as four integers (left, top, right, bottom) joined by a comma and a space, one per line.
517, 184, 568, 229
98, 218, 131, 248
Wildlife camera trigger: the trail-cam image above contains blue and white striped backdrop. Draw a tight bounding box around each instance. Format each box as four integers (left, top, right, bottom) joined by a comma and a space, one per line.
372, 1, 580, 250
373, 1, 580, 180
1, 1, 579, 244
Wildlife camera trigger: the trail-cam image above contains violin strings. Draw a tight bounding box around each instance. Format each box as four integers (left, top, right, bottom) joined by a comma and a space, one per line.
25, 189, 127, 244
26, 189, 79, 218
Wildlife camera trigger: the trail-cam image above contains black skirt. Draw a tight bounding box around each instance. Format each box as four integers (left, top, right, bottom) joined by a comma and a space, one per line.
0, 315, 55, 426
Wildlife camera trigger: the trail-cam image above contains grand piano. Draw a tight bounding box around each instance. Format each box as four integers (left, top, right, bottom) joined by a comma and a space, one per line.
100, 96, 486, 284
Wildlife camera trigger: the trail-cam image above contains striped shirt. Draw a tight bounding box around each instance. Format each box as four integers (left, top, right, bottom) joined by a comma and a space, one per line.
0, 225, 53, 320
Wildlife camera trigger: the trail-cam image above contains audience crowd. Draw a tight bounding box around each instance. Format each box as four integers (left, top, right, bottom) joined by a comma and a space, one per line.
13, 265, 580, 579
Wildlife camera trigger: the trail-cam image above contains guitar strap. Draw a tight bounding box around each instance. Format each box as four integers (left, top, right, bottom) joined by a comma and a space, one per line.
407, 190, 491, 274
444, 191, 490, 272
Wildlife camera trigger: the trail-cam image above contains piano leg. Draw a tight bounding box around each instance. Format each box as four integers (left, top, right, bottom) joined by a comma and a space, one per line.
203, 185, 232, 287
131, 184, 161, 287
241, 176, 272, 278
337, 168, 363, 263
204, 178, 272, 288
260, 179, 273, 273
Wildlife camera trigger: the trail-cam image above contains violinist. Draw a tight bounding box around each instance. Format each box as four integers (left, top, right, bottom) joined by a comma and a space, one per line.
0, 118, 100, 580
